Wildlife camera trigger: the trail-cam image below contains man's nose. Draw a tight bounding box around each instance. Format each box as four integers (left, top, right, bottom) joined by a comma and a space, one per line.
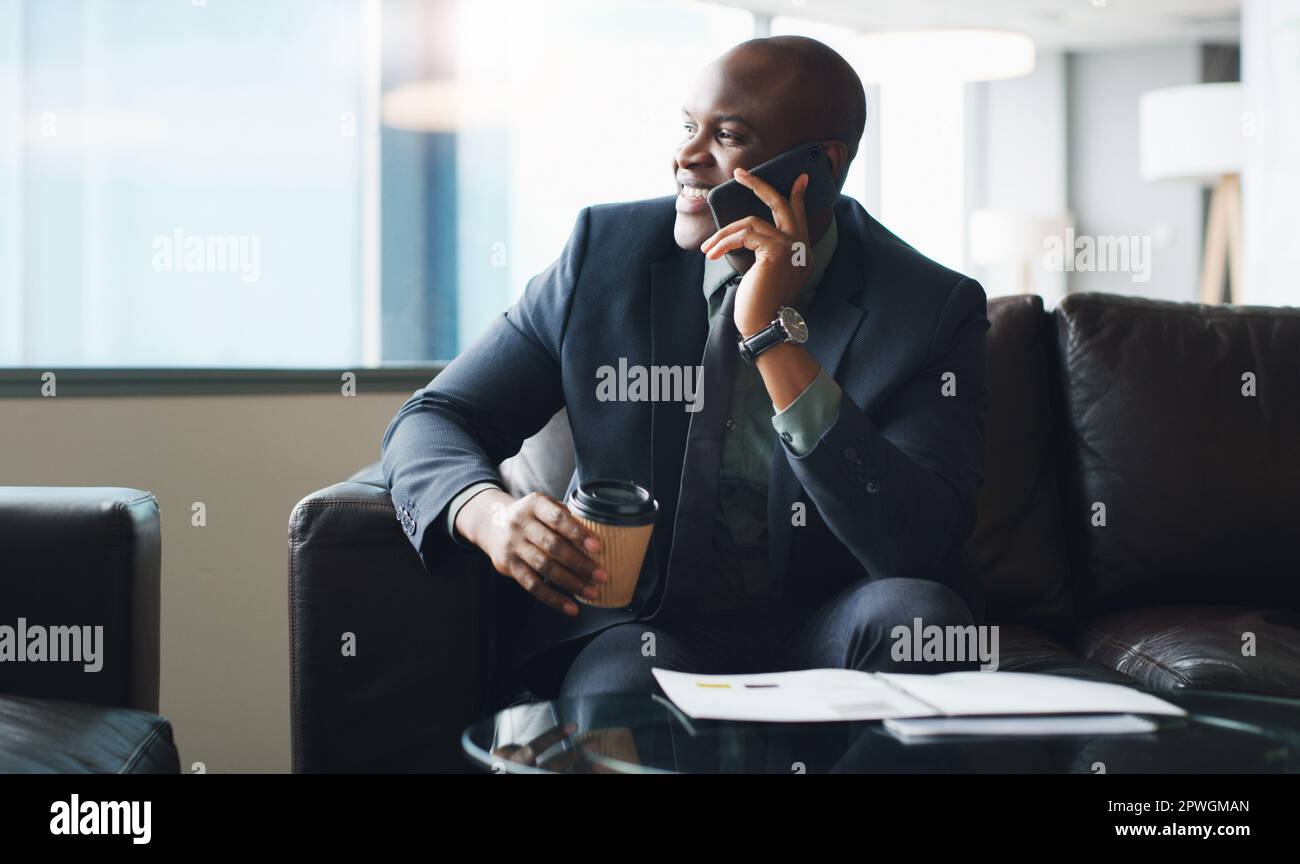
675, 130, 711, 169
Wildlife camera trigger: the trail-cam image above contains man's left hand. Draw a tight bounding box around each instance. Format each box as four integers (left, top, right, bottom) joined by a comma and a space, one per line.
700, 167, 812, 338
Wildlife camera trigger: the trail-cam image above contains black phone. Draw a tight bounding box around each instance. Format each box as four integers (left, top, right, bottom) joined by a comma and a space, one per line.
706, 141, 838, 267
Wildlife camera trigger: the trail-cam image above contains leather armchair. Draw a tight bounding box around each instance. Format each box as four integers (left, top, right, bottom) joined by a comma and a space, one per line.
0, 487, 179, 773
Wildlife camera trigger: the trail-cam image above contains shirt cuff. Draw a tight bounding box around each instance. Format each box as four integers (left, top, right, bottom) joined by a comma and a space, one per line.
446, 481, 505, 548
771, 367, 842, 457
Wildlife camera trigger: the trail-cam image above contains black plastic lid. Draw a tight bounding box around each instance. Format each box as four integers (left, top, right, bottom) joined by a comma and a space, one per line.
566, 479, 658, 526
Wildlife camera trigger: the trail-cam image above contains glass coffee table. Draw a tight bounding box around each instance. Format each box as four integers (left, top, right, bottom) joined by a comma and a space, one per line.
462, 687, 1300, 774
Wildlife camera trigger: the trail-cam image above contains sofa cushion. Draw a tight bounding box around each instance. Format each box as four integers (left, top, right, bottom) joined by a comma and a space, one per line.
969, 295, 1074, 637
0, 695, 179, 773
1054, 293, 1300, 612
1076, 606, 1300, 697
496, 408, 576, 500
994, 623, 1135, 685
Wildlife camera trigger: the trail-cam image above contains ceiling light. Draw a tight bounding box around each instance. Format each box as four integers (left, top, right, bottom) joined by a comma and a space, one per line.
854, 29, 1036, 83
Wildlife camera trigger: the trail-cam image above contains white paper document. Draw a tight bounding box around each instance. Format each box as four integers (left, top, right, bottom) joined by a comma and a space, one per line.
651, 668, 1185, 724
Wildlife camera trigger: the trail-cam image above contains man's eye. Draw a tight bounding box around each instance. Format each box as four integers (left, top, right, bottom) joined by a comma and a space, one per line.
717, 130, 741, 143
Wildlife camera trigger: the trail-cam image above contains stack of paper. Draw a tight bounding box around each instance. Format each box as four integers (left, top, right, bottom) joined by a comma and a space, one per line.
651, 668, 1184, 733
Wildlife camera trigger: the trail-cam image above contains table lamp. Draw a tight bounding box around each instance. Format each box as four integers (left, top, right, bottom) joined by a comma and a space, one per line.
1139, 82, 1244, 305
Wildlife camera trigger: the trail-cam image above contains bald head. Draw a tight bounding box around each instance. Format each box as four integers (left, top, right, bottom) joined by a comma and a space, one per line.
672, 35, 867, 250
716, 36, 867, 164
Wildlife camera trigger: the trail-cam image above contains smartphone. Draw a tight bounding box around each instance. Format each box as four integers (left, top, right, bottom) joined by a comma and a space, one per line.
706, 141, 838, 267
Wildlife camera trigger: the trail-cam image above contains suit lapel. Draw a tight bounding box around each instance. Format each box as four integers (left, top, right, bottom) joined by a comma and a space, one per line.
767, 202, 870, 579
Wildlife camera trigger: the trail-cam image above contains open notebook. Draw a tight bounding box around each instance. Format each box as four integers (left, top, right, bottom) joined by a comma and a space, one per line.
651, 668, 1185, 726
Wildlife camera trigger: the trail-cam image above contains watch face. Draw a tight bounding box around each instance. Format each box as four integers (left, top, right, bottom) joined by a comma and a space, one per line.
778, 307, 808, 343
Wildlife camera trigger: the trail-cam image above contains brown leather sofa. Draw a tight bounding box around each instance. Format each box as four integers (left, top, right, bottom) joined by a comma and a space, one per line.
289, 291, 1300, 772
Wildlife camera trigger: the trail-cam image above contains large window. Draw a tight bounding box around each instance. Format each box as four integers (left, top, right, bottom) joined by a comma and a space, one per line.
0, 0, 373, 367
0, 0, 753, 368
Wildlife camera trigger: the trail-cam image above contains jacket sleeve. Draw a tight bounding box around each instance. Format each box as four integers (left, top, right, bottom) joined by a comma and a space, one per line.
380, 207, 590, 567
781, 276, 989, 583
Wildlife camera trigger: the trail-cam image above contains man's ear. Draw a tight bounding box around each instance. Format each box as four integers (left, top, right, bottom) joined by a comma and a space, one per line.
822, 140, 850, 188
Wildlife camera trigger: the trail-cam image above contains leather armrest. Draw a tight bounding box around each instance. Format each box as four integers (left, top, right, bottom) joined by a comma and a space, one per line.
288, 480, 489, 772
0, 487, 161, 713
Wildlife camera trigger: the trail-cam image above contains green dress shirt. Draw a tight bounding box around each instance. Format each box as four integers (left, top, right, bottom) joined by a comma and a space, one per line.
703, 216, 843, 547
446, 218, 844, 548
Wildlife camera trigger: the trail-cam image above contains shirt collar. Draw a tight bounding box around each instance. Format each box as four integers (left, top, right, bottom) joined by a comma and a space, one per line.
703, 215, 839, 307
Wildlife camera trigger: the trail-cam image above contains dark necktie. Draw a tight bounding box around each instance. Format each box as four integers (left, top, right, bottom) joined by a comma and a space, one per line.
652, 274, 741, 619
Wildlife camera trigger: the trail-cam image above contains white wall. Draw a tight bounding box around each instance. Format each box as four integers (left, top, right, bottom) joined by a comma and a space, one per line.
4, 391, 408, 773
967, 45, 1207, 307
1242, 0, 1300, 306
968, 52, 1070, 308
1066, 46, 1204, 301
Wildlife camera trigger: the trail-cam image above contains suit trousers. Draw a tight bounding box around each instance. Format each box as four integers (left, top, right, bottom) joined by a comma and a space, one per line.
534, 576, 978, 700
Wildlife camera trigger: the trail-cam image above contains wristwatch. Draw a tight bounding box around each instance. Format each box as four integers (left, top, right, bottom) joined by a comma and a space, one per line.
737, 306, 808, 363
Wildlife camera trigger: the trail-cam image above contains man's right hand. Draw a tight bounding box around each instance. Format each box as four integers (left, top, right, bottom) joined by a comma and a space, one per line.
455, 489, 607, 616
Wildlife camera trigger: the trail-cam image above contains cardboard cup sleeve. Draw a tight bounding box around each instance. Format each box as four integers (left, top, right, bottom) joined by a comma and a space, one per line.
567, 514, 654, 608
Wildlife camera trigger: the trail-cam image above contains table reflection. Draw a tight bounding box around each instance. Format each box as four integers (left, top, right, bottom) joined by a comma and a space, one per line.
468, 691, 1300, 774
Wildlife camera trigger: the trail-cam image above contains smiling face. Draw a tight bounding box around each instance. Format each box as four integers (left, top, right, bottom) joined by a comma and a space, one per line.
672, 41, 850, 251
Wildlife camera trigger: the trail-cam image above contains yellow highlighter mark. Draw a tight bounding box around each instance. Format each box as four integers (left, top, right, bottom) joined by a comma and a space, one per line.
695, 682, 732, 688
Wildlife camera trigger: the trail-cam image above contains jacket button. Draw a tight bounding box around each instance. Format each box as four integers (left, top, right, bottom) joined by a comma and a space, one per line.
724, 419, 737, 431
866, 480, 881, 494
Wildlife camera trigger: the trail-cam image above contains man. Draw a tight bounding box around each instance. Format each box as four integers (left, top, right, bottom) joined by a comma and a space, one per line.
381, 36, 990, 702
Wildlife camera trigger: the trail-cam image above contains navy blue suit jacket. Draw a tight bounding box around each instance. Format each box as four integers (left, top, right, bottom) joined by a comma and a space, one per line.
381, 194, 990, 664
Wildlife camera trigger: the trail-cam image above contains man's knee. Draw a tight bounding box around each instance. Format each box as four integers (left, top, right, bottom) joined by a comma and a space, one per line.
841, 577, 980, 673
558, 624, 675, 699
856, 577, 975, 631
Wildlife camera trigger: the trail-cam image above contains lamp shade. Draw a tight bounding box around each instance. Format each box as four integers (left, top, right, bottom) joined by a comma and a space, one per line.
1139, 82, 1244, 182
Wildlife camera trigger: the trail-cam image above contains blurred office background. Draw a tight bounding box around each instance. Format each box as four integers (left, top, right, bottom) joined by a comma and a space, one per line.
5, 0, 1296, 369
1, 0, 1296, 771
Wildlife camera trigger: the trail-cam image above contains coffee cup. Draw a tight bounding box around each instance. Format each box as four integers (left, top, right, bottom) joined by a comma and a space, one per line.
564, 479, 657, 608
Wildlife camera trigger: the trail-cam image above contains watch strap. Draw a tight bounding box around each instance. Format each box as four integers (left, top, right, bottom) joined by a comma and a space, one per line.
738, 318, 788, 363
